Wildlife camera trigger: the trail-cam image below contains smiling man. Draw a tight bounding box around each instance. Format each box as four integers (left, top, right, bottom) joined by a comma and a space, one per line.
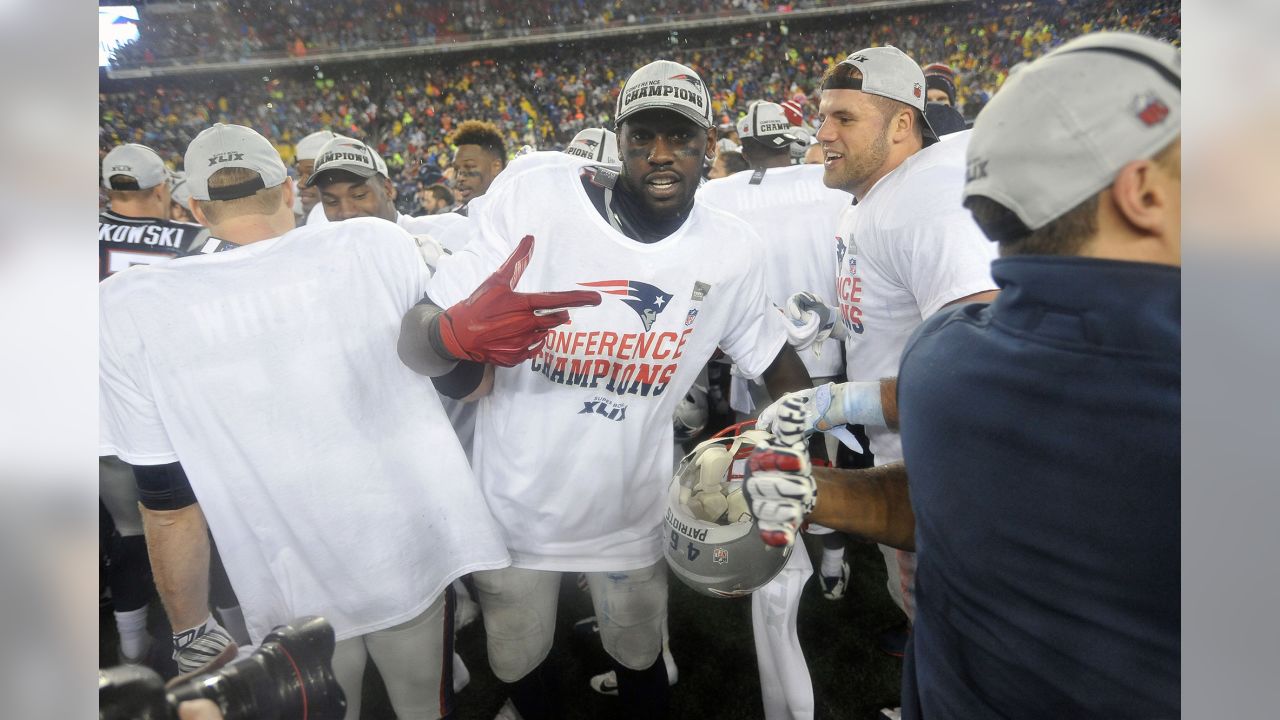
398, 59, 811, 720
755, 48, 999, 671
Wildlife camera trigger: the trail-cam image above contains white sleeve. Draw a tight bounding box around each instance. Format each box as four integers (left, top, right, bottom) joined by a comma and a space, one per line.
718, 230, 791, 380
897, 208, 998, 319
99, 290, 178, 465
424, 181, 520, 308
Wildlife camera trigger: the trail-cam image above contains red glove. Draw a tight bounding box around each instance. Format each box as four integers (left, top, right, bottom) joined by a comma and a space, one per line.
439, 235, 600, 367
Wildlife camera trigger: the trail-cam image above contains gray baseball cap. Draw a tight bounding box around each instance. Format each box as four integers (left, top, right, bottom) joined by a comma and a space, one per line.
295, 130, 345, 162
184, 123, 288, 201
615, 60, 713, 129
305, 137, 389, 186
102, 144, 168, 190
835, 46, 939, 144
963, 32, 1180, 237
565, 128, 619, 163
736, 101, 798, 149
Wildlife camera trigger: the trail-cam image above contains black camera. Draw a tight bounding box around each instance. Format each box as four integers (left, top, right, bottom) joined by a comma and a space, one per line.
99, 616, 346, 720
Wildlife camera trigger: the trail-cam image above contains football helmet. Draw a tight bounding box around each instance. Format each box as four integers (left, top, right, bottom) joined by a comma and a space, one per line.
664, 423, 793, 598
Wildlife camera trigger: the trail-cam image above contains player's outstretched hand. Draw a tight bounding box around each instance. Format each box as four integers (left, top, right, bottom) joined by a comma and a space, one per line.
783, 291, 847, 351
439, 235, 601, 367
744, 397, 815, 548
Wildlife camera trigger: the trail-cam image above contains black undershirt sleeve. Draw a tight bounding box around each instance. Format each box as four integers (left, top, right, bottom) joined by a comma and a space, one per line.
414, 294, 486, 397
132, 461, 198, 511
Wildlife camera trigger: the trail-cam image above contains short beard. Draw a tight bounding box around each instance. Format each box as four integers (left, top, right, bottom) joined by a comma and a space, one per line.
829, 128, 890, 195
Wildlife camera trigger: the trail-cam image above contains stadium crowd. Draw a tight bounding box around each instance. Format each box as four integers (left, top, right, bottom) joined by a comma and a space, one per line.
102, 0, 1178, 214
98, 0, 1182, 715
109, 0, 845, 66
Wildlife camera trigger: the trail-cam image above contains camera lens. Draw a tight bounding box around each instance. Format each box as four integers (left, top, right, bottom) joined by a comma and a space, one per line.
166, 617, 346, 720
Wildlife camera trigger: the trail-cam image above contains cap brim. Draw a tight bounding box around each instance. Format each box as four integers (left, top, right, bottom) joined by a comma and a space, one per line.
616, 103, 711, 129
305, 165, 378, 187
745, 134, 798, 150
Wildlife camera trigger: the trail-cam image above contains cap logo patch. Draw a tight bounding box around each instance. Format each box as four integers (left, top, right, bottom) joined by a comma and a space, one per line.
624, 80, 706, 109
966, 158, 988, 183
208, 151, 245, 166
668, 73, 703, 88
1133, 93, 1170, 127
317, 150, 371, 165
913, 83, 922, 98
111, 164, 131, 172
849, 54, 869, 63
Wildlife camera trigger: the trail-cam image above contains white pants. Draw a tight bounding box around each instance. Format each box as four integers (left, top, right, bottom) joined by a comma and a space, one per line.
472, 563, 667, 682
332, 590, 454, 720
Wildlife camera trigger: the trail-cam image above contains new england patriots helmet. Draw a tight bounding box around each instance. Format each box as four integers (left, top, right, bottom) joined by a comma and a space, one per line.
664, 424, 793, 598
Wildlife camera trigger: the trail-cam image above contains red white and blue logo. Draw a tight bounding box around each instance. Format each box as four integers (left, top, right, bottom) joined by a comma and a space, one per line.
685, 308, 699, 326
579, 280, 673, 331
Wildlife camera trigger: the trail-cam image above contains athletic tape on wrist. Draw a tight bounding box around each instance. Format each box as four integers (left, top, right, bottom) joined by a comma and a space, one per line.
839, 381, 886, 428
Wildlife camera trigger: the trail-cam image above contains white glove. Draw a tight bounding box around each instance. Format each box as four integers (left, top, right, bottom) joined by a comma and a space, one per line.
757, 383, 843, 439
413, 233, 448, 270
172, 615, 237, 677
757, 380, 886, 438
783, 291, 847, 352
743, 397, 815, 548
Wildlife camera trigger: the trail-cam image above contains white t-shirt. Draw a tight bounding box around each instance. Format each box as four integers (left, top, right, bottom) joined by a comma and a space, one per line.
835, 131, 998, 463
428, 151, 789, 571
99, 218, 510, 644
698, 164, 852, 404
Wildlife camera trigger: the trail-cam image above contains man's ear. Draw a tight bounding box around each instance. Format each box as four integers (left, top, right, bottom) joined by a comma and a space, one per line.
704, 125, 718, 162
383, 177, 397, 200
189, 198, 209, 227
282, 177, 296, 210
1110, 159, 1172, 237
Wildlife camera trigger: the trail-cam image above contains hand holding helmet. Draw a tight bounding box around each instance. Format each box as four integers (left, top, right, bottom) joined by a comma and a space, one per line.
743, 397, 816, 549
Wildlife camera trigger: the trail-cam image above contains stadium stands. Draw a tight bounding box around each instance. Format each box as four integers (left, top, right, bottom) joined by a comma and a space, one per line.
100, 0, 1179, 214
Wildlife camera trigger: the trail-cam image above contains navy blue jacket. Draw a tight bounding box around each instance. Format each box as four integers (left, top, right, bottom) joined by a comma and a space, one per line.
897, 256, 1179, 719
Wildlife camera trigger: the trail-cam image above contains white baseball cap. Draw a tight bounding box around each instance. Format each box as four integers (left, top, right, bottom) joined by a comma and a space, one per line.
963, 32, 1180, 239
565, 128, 619, 163
102, 144, 168, 190
305, 137, 390, 186
615, 60, 713, 129
295, 130, 345, 162
736, 101, 798, 149
184, 123, 288, 201
833, 46, 939, 144
168, 171, 192, 206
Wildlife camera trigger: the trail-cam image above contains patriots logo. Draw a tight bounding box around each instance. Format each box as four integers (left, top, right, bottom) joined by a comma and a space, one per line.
579, 280, 673, 331
669, 73, 703, 88
582, 138, 599, 147
836, 236, 846, 266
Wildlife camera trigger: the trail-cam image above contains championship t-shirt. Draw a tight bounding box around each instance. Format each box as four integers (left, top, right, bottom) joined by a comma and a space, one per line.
99, 210, 205, 281
697, 164, 851, 379
834, 130, 997, 463
99, 218, 510, 643
428, 151, 789, 571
